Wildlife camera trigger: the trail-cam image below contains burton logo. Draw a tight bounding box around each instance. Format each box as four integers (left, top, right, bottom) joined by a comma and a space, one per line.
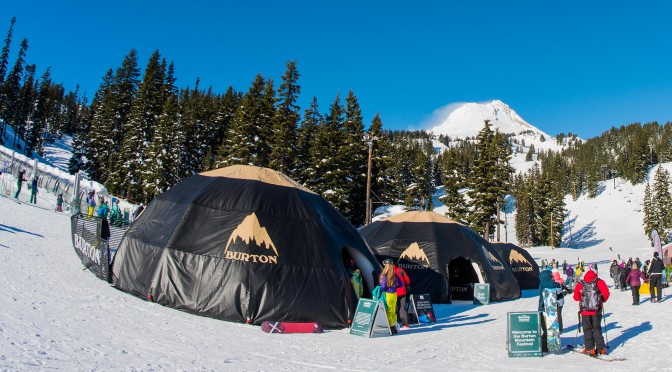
482, 245, 505, 270
398, 242, 430, 269
509, 250, 533, 272
224, 213, 278, 264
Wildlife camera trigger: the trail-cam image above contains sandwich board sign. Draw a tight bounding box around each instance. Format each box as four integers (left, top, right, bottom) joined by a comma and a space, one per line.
409, 293, 436, 323
507, 312, 542, 357
473, 283, 491, 305
350, 298, 391, 337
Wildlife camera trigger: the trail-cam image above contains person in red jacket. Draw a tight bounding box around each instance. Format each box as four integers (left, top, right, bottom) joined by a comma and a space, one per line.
394, 263, 411, 329
573, 266, 610, 355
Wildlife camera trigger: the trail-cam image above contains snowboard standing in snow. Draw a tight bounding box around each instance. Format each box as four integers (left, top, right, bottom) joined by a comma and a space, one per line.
542, 288, 561, 353
261, 321, 324, 334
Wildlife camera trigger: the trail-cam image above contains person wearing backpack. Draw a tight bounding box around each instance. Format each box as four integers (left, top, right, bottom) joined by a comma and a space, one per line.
573, 266, 610, 356
393, 262, 411, 329
380, 259, 402, 334
648, 251, 665, 303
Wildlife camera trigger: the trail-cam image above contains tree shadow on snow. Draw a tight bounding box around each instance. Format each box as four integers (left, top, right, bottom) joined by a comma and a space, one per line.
561, 218, 603, 249
0, 223, 44, 238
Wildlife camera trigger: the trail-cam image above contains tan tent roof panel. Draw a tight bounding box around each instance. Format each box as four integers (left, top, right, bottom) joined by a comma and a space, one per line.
384, 210, 458, 224
200, 165, 314, 194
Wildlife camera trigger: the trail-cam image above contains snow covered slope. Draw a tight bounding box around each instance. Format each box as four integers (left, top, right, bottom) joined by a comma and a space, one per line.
1, 190, 669, 369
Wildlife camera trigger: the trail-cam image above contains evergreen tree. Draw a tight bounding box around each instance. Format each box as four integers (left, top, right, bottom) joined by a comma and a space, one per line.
116, 50, 167, 199
467, 120, 499, 237
306, 94, 348, 213
643, 182, 655, 239
89, 50, 140, 186
439, 150, 468, 224
1, 38, 28, 140
652, 167, 672, 244
0, 16, 15, 143
295, 97, 322, 184
10, 64, 35, 150
142, 93, 180, 200
0, 16, 15, 87
341, 90, 367, 225
269, 60, 300, 174
25, 67, 55, 156
218, 75, 266, 167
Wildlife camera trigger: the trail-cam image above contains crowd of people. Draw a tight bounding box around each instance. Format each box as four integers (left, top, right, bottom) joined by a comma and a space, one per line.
10, 167, 144, 225
539, 251, 668, 356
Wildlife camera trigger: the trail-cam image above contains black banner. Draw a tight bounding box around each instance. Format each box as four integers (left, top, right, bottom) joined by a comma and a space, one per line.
70, 214, 114, 282
410, 293, 436, 323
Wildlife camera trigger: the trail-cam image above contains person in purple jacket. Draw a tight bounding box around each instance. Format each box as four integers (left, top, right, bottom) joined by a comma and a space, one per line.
380, 259, 403, 334
625, 262, 647, 305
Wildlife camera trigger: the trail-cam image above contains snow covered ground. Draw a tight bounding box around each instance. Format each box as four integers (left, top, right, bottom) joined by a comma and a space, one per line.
1, 172, 670, 370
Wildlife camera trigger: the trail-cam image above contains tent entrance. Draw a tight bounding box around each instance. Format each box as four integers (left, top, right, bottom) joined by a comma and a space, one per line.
447, 257, 483, 301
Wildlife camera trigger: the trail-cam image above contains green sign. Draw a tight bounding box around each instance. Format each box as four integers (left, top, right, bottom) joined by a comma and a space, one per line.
350, 298, 390, 337
473, 283, 490, 305
507, 312, 542, 357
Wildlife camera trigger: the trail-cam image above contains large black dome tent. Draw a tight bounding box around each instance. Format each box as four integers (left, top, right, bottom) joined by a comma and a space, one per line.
111, 165, 381, 329
359, 211, 521, 303
491, 242, 540, 290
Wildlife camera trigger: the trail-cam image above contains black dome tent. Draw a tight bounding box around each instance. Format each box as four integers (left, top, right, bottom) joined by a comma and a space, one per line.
359, 211, 521, 303
491, 242, 540, 290
111, 165, 381, 328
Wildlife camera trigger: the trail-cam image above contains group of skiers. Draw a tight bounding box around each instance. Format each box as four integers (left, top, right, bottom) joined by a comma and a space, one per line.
540, 250, 666, 356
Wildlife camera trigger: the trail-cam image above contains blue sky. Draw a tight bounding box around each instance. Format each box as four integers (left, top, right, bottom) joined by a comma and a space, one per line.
3, 1, 672, 138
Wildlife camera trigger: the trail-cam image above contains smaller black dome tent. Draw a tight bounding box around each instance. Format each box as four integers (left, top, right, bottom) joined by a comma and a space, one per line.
111, 165, 381, 329
360, 211, 521, 303
491, 242, 540, 290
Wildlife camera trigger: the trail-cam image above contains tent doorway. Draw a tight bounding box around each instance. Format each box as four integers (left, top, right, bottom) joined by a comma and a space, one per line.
447, 257, 482, 301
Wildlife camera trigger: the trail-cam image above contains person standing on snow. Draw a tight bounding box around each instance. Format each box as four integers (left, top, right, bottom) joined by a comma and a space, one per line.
380, 259, 402, 334
609, 260, 621, 289
86, 191, 96, 218
14, 169, 27, 198
551, 268, 571, 332
573, 266, 610, 356
393, 261, 411, 329
648, 251, 664, 303
29, 176, 38, 204
55, 193, 63, 212
625, 263, 646, 305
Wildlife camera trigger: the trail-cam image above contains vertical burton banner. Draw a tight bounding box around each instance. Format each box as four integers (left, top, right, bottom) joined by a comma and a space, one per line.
473, 283, 491, 305
350, 298, 391, 337
507, 312, 542, 357
409, 294, 436, 323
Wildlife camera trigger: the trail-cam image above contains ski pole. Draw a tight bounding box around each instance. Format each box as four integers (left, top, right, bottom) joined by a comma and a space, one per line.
575, 312, 581, 349
601, 305, 609, 349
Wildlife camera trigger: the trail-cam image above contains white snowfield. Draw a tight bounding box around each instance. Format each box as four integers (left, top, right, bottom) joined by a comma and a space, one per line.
1, 179, 670, 370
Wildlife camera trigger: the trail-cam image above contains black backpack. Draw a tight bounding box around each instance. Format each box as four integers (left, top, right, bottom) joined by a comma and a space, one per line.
580, 279, 602, 311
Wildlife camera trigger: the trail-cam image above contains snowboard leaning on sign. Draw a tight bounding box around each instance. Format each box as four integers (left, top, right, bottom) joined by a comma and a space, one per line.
537, 269, 561, 352
542, 288, 561, 353
573, 268, 610, 356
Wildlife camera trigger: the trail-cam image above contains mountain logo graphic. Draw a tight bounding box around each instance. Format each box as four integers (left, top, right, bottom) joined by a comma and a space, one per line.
398, 242, 430, 268
224, 212, 278, 264
509, 250, 530, 266
482, 245, 505, 270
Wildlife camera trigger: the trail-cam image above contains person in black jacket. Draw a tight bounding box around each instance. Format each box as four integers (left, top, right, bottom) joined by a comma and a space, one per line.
648, 252, 665, 303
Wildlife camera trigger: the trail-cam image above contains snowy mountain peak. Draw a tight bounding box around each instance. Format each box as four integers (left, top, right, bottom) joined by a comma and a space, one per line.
428, 100, 548, 139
